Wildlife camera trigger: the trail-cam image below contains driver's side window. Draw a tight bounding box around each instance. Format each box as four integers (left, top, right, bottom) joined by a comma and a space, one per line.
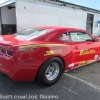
69, 32, 92, 42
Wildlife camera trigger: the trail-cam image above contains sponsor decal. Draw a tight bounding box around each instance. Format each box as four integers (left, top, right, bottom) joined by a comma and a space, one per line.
92, 60, 97, 63
94, 55, 100, 61
94, 55, 98, 61
0, 63, 2, 66
19, 46, 34, 51
19, 44, 66, 51
98, 56, 100, 61
44, 50, 62, 56
79, 61, 88, 66
88, 60, 94, 64
79, 59, 97, 66
68, 63, 74, 68
62, 34, 69, 41
70, 32, 79, 40
80, 49, 95, 56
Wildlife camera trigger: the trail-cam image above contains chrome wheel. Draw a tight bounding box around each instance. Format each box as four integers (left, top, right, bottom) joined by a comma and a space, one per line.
45, 62, 60, 81
37, 57, 64, 86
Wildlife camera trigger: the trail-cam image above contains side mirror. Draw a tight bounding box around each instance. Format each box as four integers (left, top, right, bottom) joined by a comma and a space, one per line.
93, 38, 98, 42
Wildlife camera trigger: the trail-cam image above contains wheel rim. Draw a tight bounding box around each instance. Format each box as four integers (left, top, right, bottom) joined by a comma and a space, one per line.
45, 62, 60, 81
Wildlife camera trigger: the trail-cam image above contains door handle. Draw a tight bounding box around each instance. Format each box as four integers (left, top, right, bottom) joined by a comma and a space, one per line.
84, 48, 88, 51
74, 46, 78, 49
80, 49, 88, 52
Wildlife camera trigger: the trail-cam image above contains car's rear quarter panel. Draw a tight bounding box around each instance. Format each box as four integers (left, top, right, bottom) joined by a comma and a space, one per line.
12, 44, 72, 81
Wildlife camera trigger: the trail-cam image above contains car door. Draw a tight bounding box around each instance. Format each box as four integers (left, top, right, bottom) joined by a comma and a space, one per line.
69, 31, 100, 68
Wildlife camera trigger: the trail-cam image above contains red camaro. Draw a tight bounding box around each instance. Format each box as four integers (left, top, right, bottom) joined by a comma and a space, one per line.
0, 26, 99, 86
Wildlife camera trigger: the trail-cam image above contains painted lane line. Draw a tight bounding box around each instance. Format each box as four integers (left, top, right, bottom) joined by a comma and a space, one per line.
62, 86, 78, 95
64, 73, 100, 91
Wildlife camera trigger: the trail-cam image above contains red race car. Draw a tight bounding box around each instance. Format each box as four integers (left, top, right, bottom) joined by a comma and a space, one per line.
0, 26, 99, 86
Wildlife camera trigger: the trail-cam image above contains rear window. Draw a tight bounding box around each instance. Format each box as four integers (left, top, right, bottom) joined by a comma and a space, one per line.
13, 28, 51, 40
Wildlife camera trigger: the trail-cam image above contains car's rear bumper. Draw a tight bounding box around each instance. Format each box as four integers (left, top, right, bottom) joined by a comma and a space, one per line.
0, 56, 39, 82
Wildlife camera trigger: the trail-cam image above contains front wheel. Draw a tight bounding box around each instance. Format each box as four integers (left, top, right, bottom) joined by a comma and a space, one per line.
37, 57, 64, 86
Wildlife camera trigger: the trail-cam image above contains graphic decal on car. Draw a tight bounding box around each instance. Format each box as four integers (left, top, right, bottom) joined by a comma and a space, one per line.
18, 44, 66, 51
62, 34, 69, 41
68, 63, 74, 68
79, 60, 88, 66
80, 49, 95, 56
94, 55, 100, 61
79, 59, 97, 66
44, 50, 62, 56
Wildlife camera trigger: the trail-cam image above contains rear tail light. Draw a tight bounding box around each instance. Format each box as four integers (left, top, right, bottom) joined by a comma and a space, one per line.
6, 50, 14, 56
0, 48, 14, 57
0, 48, 5, 54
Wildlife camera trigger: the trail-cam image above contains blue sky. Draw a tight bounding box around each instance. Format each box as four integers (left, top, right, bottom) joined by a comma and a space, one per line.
62, 0, 100, 10
0, 0, 100, 10
0, 0, 8, 4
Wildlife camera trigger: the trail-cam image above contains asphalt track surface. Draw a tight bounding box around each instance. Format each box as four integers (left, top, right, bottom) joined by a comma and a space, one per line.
0, 62, 100, 100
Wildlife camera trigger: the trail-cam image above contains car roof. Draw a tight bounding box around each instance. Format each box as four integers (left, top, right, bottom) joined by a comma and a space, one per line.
34, 26, 85, 31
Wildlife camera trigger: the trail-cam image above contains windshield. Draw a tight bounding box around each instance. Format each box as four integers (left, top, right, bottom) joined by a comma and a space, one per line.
13, 28, 51, 41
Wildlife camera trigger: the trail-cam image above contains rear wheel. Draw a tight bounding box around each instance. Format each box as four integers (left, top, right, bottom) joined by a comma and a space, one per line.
37, 57, 64, 86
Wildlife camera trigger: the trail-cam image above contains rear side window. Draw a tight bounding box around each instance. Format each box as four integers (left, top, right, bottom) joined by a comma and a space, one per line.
13, 28, 51, 40
58, 32, 71, 42
70, 32, 92, 42
58, 31, 92, 42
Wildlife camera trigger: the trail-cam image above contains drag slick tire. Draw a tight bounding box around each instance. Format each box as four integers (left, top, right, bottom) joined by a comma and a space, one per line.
37, 57, 64, 86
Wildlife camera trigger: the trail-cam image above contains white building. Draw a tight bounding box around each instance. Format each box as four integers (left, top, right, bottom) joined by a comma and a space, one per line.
0, 0, 100, 36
